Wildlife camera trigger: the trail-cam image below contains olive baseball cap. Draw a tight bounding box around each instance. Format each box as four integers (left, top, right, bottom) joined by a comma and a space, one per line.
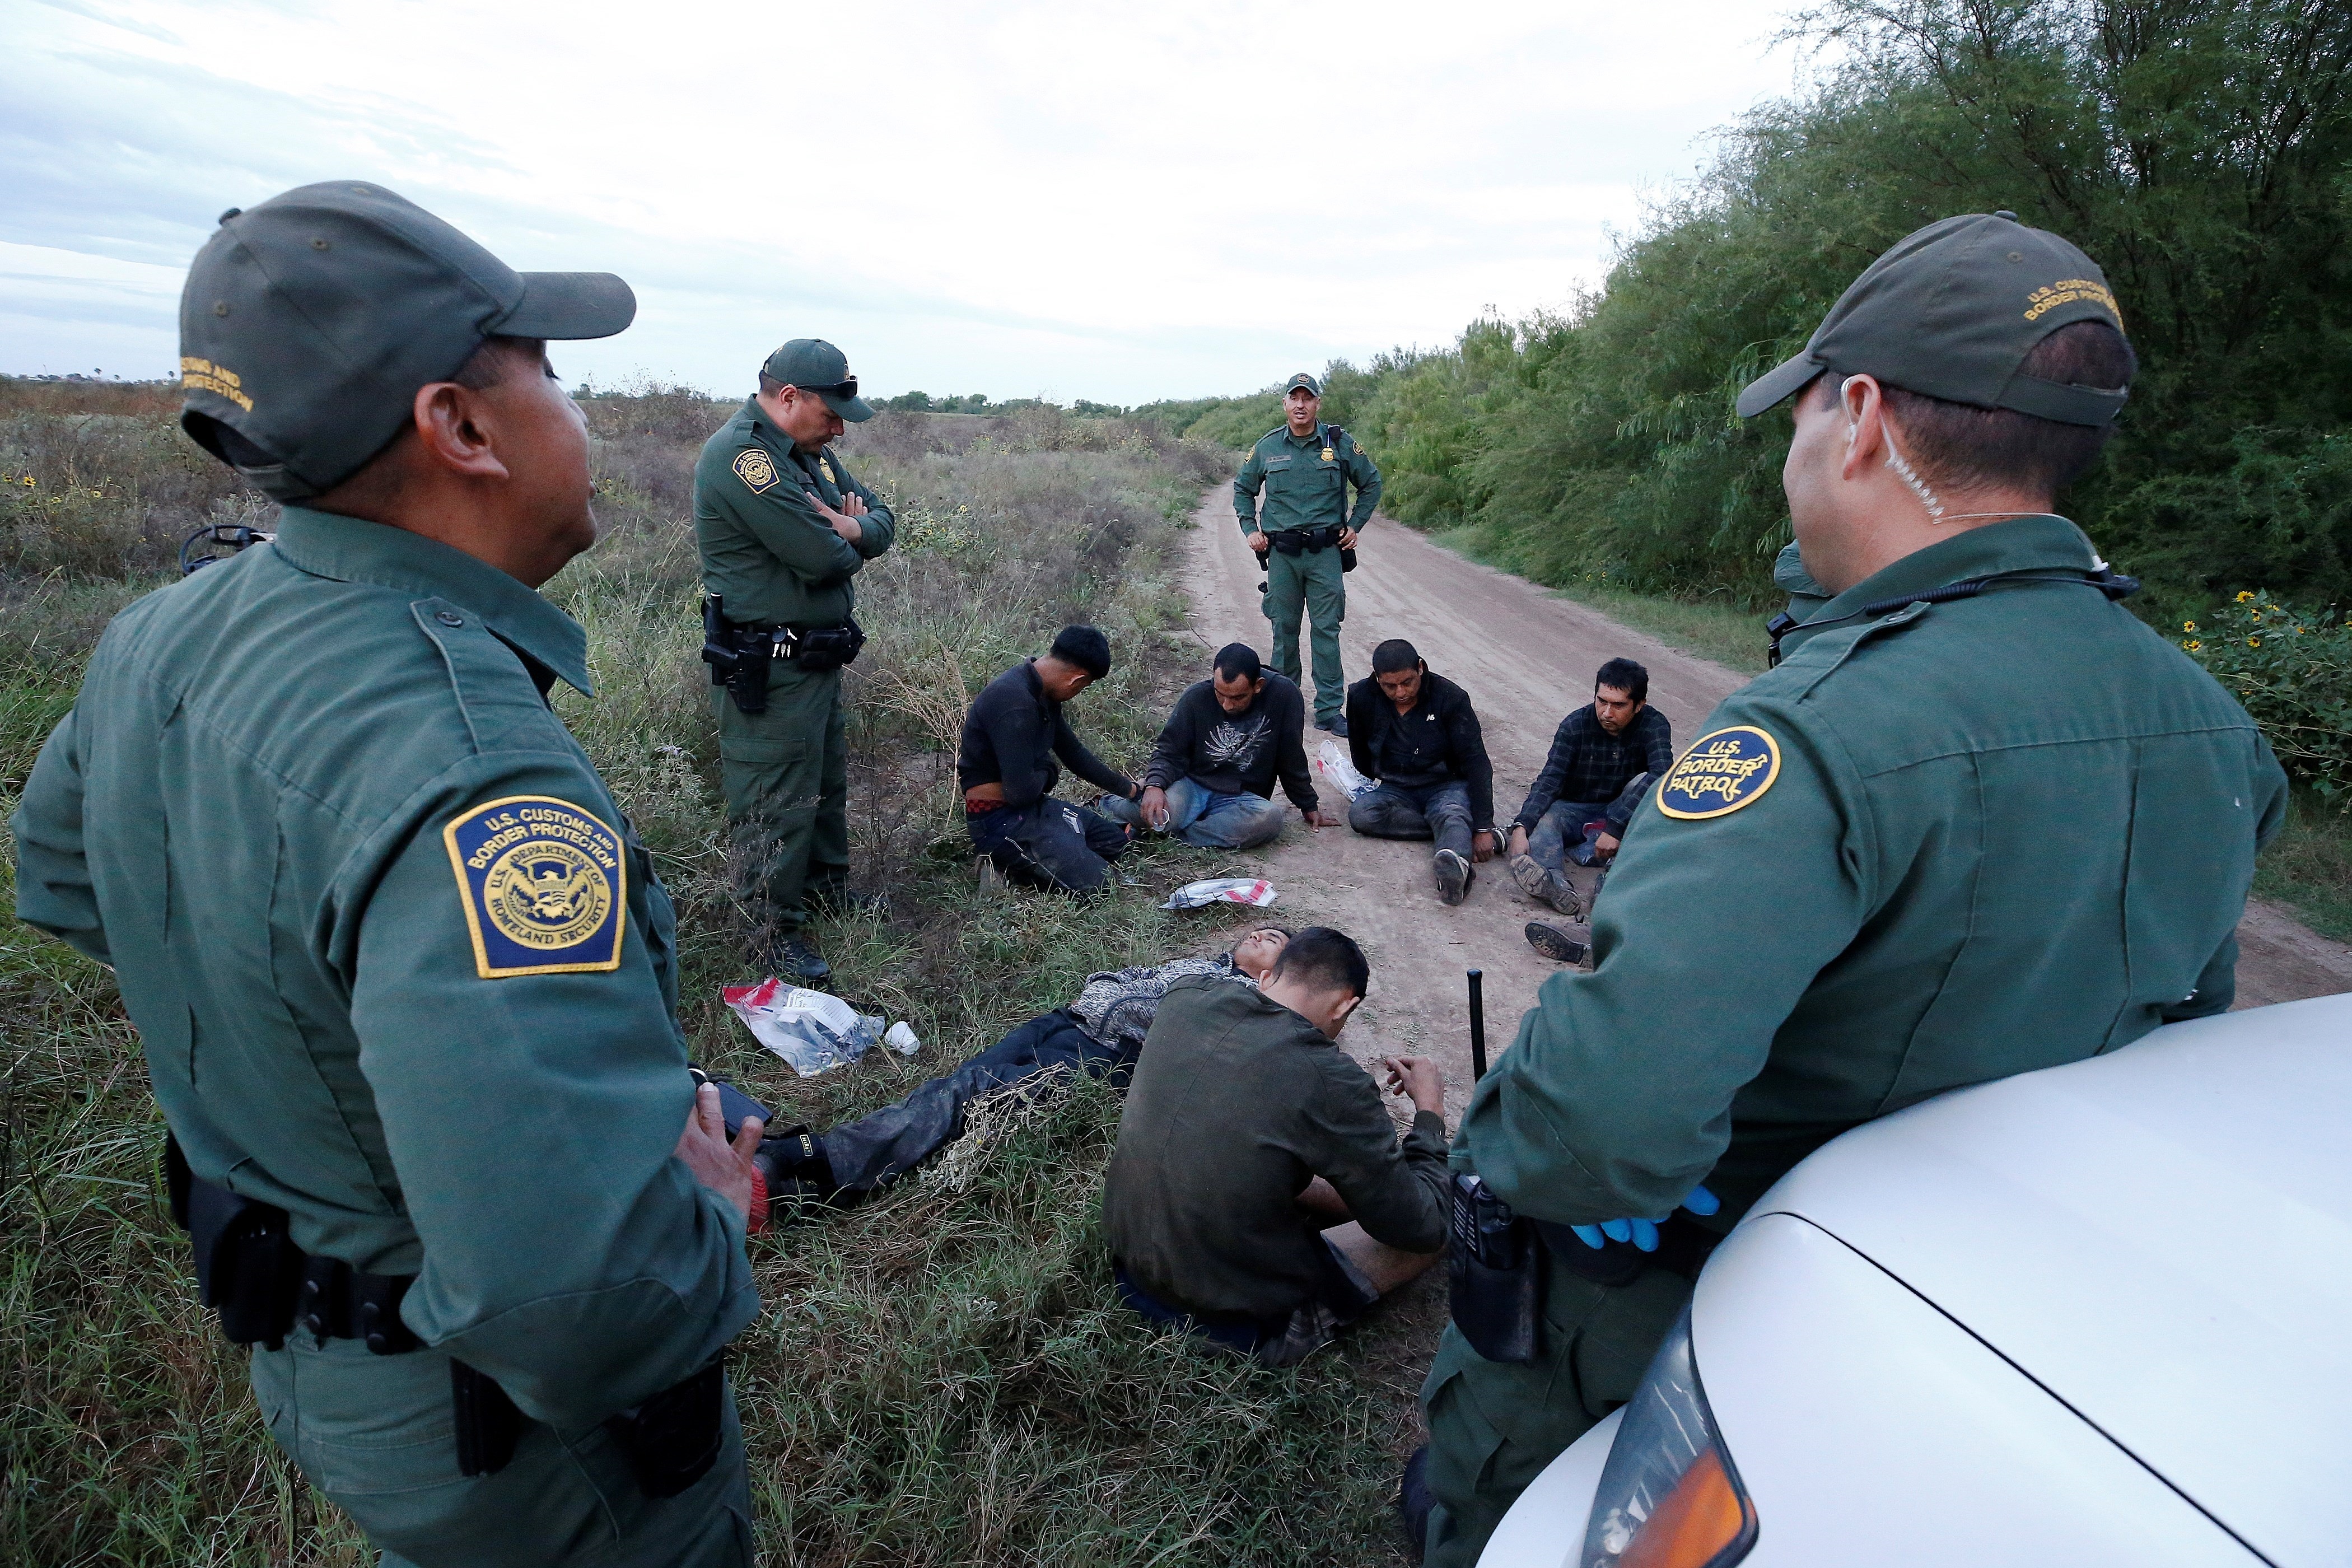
1736, 212, 2129, 427
1282, 372, 1323, 397
761, 339, 873, 422
178, 180, 636, 502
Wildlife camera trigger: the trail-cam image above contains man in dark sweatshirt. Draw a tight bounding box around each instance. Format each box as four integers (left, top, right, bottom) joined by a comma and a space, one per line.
1102, 642, 1327, 851
958, 624, 1144, 894
1103, 927, 1450, 1366
1344, 638, 1499, 905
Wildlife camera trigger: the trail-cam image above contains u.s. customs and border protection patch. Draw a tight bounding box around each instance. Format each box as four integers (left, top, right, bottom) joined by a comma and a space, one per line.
442, 796, 627, 978
732, 447, 779, 493
1658, 726, 1782, 820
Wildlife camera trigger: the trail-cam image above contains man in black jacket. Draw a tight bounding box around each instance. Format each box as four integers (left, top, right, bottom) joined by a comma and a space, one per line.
1506, 657, 1674, 925
1103, 643, 1328, 850
1344, 640, 1498, 905
959, 625, 1144, 894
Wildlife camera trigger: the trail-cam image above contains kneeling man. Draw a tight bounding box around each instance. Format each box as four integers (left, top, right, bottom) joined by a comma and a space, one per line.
959, 624, 1143, 894
1103, 927, 1449, 1366
1345, 640, 1499, 905
1103, 642, 1327, 850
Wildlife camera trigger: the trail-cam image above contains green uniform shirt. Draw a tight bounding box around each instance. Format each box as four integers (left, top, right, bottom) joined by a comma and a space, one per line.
10, 508, 758, 1428
1457, 515, 2288, 1228
1103, 977, 1450, 1319
694, 398, 895, 627
1234, 422, 1381, 538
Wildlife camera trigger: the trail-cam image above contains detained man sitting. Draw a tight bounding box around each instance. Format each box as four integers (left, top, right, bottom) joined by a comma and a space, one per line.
1102, 927, 1450, 1366
754, 926, 1292, 1203
1101, 642, 1329, 851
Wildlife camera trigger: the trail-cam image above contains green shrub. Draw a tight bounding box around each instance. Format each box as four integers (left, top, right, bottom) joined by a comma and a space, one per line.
2183, 591, 2352, 809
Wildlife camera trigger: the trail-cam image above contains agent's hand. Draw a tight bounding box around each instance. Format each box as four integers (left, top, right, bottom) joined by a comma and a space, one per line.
1383, 1055, 1445, 1116
1472, 829, 1498, 864
1138, 785, 1170, 830
1568, 1184, 1720, 1254
1245, 530, 1270, 552
1507, 824, 1529, 858
806, 490, 864, 543
1338, 526, 1359, 550
675, 1081, 764, 1222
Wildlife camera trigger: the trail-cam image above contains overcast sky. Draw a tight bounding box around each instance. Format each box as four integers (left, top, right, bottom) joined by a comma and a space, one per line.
3, 0, 1810, 404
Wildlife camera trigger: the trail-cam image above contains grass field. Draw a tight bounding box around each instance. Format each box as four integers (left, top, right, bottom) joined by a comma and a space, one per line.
1, 381, 1426, 1565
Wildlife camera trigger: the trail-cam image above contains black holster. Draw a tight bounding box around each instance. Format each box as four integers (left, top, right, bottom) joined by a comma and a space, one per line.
169, 1132, 302, 1350
605, 1360, 727, 1499
702, 597, 773, 715
1447, 1174, 1539, 1364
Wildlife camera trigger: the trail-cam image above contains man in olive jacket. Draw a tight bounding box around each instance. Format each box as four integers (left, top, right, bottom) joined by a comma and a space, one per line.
1104, 927, 1449, 1366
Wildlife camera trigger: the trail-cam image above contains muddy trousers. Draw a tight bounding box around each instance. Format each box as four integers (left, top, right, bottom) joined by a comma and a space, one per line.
715, 664, 848, 940
969, 797, 1133, 894
1348, 778, 1474, 862
1417, 1247, 1694, 1568
1263, 544, 1347, 727
822, 1009, 1119, 1193
250, 1336, 752, 1568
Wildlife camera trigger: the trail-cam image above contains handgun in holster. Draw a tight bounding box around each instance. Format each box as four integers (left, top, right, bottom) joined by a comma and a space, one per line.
1448, 1173, 1540, 1363
701, 596, 773, 715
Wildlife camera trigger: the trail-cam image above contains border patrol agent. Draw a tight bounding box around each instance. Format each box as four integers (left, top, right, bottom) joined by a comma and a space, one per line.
11, 183, 769, 1567
1235, 372, 1381, 734
1408, 213, 2289, 1566
696, 340, 894, 984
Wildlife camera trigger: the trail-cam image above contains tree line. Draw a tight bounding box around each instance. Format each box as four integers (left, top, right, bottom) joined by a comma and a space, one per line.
1164, 0, 2352, 625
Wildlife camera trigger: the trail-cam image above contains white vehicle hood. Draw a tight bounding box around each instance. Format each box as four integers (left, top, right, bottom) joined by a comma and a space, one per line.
1754, 993, 2352, 1568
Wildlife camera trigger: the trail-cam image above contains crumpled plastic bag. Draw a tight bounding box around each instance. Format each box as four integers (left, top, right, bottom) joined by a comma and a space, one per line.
721, 979, 922, 1076
1163, 877, 1278, 911
1317, 739, 1375, 800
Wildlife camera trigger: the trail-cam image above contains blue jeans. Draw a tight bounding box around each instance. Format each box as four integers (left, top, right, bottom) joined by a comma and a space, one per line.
1524, 774, 1654, 871
968, 797, 1132, 895
1102, 777, 1289, 850
1348, 779, 1474, 861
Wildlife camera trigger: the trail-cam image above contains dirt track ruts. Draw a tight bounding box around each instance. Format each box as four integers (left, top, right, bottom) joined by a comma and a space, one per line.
1173, 491, 2352, 1116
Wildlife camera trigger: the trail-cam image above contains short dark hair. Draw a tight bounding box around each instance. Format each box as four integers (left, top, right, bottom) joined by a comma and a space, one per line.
1214, 642, 1263, 682
758, 369, 783, 397
1270, 926, 1370, 999
1048, 624, 1112, 679
1809, 321, 2138, 501
1594, 657, 1648, 703
1371, 638, 1422, 675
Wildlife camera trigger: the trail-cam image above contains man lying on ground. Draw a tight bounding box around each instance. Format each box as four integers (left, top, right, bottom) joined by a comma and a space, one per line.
753, 926, 1294, 1202
959, 623, 1144, 894
1103, 926, 1449, 1366
1507, 656, 1674, 964
1101, 642, 1328, 850
1345, 640, 1499, 905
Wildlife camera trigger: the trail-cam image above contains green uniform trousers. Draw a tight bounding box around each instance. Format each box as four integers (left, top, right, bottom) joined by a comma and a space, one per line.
1418, 1248, 1696, 1568
715, 661, 848, 939
251, 1336, 752, 1567
1263, 544, 1346, 726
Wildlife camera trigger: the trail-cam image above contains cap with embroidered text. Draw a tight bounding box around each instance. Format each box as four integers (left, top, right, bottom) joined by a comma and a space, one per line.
1282, 372, 1323, 398
1735, 212, 2129, 427
178, 180, 636, 502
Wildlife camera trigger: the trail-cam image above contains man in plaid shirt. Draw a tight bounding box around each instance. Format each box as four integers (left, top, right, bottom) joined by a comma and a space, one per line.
1506, 659, 1673, 937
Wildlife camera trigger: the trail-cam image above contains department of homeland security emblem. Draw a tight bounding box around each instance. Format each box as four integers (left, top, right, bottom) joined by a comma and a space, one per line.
442, 796, 627, 977
732, 447, 779, 493
1657, 726, 1781, 820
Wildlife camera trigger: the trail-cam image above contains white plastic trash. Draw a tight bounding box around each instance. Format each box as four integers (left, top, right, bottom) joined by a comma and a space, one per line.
721, 979, 887, 1076
1317, 739, 1375, 801
1163, 878, 1278, 911
884, 1020, 922, 1055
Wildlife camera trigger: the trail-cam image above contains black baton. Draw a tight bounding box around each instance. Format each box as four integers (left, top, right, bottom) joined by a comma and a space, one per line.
1468, 968, 1487, 1080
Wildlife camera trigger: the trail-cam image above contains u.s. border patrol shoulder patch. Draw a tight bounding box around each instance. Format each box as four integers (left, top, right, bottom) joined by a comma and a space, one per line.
732, 447, 779, 493
442, 796, 627, 978
1658, 725, 1781, 820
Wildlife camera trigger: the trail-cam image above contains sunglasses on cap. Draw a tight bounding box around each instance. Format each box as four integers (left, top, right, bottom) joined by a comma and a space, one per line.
794, 376, 858, 399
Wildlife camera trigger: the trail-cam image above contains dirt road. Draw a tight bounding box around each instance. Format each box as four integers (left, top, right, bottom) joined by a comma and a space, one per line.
1174, 493, 2352, 1113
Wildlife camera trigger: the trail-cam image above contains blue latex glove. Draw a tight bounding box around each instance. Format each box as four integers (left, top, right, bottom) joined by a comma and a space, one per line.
1569, 1184, 1720, 1253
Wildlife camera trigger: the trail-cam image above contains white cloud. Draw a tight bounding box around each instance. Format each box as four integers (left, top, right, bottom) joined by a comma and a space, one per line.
1, 0, 1812, 401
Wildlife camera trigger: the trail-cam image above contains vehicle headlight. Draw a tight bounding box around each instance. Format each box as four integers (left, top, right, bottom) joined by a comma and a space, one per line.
1581, 1301, 1757, 1568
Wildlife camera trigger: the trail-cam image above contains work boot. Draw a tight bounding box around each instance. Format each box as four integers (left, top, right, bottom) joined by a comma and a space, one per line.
1507, 851, 1548, 900
1322, 713, 1350, 738
1537, 870, 1583, 918
1524, 918, 1593, 965
1398, 1444, 1434, 1563
753, 1126, 840, 1207
764, 935, 831, 984
1434, 848, 1472, 906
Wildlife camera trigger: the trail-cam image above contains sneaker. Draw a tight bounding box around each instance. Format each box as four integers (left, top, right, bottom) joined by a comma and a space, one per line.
1398, 1445, 1434, 1563
764, 935, 831, 984
1537, 871, 1583, 919
1434, 848, 1472, 906
1507, 852, 1549, 900
1322, 714, 1350, 738
753, 1126, 838, 1201
1524, 918, 1593, 965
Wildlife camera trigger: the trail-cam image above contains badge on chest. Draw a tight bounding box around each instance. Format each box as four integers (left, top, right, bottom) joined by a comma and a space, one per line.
443, 796, 628, 977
